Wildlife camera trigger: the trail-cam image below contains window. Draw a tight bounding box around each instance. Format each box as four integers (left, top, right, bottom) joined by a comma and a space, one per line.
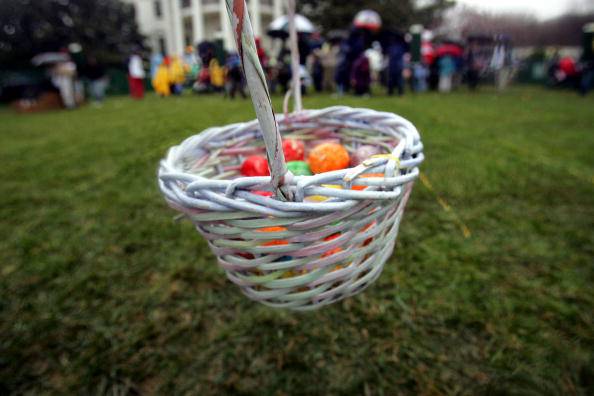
158, 37, 166, 55
183, 16, 194, 47
153, 0, 162, 18
181, 0, 191, 8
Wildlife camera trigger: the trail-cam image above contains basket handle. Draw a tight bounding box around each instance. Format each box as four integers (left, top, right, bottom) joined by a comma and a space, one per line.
282, 0, 304, 116
225, 0, 293, 200
287, 0, 303, 112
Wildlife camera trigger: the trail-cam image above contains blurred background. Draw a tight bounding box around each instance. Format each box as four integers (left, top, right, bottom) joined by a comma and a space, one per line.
1, 1, 594, 395
1, 0, 594, 106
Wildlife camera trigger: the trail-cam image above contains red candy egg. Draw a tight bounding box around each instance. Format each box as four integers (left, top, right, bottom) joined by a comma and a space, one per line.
283, 139, 305, 161
240, 155, 270, 176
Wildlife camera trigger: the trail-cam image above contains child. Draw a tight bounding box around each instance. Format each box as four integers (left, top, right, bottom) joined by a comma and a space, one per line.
438, 55, 455, 93
350, 53, 371, 96
152, 56, 171, 97
225, 53, 246, 99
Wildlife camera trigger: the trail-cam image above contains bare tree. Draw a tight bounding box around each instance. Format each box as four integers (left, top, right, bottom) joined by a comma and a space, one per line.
439, 5, 594, 46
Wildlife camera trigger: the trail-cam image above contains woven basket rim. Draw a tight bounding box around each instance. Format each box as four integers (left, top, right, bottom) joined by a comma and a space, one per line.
158, 106, 424, 207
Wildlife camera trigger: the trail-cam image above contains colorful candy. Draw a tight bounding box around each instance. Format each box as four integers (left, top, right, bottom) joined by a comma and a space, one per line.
322, 233, 342, 258
282, 139, 305, 161
276, 256, 310, 278
257, 226, 288, 246
360, 221, 376, 246
287, 160, 312, 176
240, 155, 270, 177
321, 233, 347, 271
252, 190, 273, 197
233, 237, 255, 259
350, 145, 381, 167
351, 173, 385, 191
304, 184, 342, 202
307, 143, 350, 174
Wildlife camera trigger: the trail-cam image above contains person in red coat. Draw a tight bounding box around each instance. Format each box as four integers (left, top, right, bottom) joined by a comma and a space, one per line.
128, 51, 145, 99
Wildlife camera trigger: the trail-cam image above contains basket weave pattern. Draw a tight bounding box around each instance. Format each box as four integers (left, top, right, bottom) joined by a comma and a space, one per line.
159, 106, 424, 310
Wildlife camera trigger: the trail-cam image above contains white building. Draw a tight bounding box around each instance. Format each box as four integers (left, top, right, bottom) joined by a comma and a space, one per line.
123, 0, 286, 55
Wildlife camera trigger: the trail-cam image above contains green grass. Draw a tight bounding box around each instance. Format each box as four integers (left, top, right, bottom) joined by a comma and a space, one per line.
1, 87, 593, 395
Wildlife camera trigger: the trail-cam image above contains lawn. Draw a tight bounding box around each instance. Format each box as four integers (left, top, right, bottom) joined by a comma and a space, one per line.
1, 87, 593, 395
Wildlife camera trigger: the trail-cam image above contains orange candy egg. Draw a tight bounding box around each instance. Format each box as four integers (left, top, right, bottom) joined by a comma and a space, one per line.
307, 143, 350, 174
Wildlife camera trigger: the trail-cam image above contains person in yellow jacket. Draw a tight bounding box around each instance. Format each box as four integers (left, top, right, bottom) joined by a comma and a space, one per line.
152, 56, 171, 97
169, 56, 186, 95
209, 58, 225, 92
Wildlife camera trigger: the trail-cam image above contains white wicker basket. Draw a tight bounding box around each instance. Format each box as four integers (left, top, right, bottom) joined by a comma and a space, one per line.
158, 0, 424, 310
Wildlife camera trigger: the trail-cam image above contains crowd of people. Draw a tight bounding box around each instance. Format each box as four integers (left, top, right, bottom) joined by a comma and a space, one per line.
546, 52, 594, 95
145, 39, 273, 99
35, 26, 593, 110
138, 34, 514, 103
127, 30, 594, 102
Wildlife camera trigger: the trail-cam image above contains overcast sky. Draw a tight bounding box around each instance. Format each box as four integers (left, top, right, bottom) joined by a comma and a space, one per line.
455, 0, 594, 20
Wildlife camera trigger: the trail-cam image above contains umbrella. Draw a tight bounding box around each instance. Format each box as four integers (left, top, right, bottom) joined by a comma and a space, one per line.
267, 14, 315, 38
421, 42, 436, 65
353, 10, 382, 31
436, 43, 463, 57
31, 52, 70, 66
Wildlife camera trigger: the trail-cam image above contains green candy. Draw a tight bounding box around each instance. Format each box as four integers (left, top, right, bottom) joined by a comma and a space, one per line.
287, 161, 312, 176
